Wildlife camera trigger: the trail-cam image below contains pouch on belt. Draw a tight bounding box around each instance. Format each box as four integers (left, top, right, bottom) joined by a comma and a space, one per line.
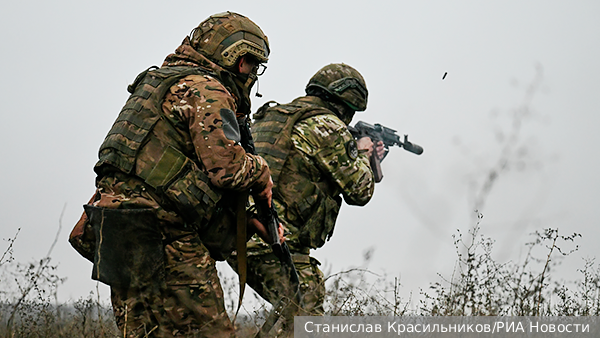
83, 205, 165, 289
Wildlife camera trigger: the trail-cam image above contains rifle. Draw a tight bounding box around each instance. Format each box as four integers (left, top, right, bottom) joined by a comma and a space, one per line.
348, 121, 423, 182
255, 202, 300, 288
254, 198, 303, 334
238, 117, 302, 336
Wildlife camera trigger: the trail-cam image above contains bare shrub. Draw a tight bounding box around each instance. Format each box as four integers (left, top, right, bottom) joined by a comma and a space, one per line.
0, 209, 118, 338
419, 212, 582, 316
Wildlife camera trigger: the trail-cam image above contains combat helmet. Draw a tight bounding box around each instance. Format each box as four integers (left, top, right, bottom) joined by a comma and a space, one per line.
305, 63, 368, 111
190, 12, 269, 71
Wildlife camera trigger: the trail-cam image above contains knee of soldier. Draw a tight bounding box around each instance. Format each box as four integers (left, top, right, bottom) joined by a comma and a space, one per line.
292, 255, 324, 291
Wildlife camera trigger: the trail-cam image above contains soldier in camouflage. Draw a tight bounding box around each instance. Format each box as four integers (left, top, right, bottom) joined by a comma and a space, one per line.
228, 63, 385, 326
78, 12, 275, 338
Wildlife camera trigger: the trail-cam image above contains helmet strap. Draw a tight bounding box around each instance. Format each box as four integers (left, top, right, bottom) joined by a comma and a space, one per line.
328, 101, 354, 125
306, 86, 354, 124
232, 73, 254, 117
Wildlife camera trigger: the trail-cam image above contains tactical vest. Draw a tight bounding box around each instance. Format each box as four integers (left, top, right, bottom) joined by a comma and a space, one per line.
252, 101, 329, 184
252, 99, 342, 248
94, 66, 223, 233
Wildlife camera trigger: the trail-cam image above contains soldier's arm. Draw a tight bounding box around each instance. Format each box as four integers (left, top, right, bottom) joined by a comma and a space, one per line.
169, 75, 271, 192
293, 114, 375, 206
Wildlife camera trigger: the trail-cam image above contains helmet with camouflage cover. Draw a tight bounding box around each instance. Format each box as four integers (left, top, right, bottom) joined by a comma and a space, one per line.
190, 12, 270, 71
305, 63, 368, 111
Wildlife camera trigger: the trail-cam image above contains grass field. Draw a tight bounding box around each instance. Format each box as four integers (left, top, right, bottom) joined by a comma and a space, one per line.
1, 218, 597, 338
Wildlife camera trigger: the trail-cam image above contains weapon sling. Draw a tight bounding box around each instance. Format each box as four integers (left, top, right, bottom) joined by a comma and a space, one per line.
234, 192, 248, 320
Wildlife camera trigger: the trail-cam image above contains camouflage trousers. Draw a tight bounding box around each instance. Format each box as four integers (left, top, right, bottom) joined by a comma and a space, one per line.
110, 229, 235, 338
227, 247, 325, 318
92, 172, 236, 337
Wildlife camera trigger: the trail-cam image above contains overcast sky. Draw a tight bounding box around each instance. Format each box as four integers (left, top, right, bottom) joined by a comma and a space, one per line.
1, 1, 599, 308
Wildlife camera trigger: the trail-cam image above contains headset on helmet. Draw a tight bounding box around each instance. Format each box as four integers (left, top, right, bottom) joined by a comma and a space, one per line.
190, 12, 270, 70
305, 63, 368, 112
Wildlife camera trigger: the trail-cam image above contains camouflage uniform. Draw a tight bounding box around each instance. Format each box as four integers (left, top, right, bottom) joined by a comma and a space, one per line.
228, 86, 375, 318
80, 12, 271, 338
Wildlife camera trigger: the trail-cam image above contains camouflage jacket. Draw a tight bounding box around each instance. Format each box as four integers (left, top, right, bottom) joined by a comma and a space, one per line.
251, 96, 374, 250
94, 37, 270, 229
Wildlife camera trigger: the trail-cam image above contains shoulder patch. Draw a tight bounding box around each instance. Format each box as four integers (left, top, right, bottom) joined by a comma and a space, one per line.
345, 140, 359, 160
219, 108, 241, 142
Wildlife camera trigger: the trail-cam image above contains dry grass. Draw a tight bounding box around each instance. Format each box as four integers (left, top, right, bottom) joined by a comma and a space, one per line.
1, 218, 599, 337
